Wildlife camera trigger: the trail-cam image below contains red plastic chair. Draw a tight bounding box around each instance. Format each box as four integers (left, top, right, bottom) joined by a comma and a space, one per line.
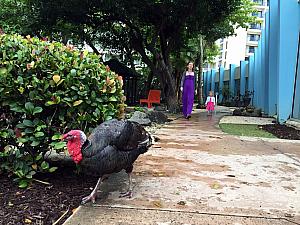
140, 90, 161, 108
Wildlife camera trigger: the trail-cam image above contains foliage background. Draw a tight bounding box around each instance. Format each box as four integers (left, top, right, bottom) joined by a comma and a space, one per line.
0, 34, 125, 187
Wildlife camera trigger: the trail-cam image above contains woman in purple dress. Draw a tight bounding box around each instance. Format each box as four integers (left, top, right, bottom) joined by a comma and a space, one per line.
180, 62, 196, 119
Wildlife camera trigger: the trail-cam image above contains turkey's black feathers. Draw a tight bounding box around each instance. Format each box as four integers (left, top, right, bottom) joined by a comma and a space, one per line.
80, 119, 151, 177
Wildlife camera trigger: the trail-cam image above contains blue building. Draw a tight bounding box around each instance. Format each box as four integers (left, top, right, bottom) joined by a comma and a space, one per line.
203, 0, 300, 123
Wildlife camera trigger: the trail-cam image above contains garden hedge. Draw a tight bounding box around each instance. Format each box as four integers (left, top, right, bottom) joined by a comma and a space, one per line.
0, 34, 125, 187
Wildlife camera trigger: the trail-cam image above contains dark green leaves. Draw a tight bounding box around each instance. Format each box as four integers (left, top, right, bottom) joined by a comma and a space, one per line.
0, 33, 125, 189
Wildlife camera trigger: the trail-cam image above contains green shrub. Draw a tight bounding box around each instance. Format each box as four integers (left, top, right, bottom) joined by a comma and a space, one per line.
0, 34, 125, 187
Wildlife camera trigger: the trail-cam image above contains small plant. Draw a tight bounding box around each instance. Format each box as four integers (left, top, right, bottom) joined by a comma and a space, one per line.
220, 86, 232, 103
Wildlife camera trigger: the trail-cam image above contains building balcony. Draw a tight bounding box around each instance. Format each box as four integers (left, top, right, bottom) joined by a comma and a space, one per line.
252, 0, 268, 7
247, 30, 262, 36
254, 5, 269, 11
246, 41, 259, 47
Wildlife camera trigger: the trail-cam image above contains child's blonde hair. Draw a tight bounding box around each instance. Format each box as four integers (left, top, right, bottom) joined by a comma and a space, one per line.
209, 90, 214, 95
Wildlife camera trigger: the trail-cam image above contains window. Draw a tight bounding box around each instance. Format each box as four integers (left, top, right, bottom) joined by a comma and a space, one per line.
250, 23, 262, 29
218, 60, 222, 67
220, 43, 224, 51
252, 11, 263, 18
248, 34, 260, 42
248, 46, 255, 53
253, 0, 263, 6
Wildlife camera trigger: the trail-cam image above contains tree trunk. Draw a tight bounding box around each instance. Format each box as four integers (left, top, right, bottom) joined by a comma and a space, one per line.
197, 35, 204, 106
146, 71, 154, 94
130, 35, 179, 112
157, 56, 179, 113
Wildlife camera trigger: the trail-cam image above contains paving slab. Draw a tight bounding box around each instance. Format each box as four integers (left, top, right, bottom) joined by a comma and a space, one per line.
64, 111, 300, 225
65, 205, 295, 225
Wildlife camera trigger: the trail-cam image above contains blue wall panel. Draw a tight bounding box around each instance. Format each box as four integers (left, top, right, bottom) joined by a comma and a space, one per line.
277, 0, 300, 123
211, 69, 216, 94
253, 45, 260, 107
260, 22, 267, 113
264, 11, 270, 114
248, 55, 255, 95
268, 1, 279, 115
219, 67, 225, 103
240, 61, 247, 97
206, 71, 210, 97
230, 64, 236, 97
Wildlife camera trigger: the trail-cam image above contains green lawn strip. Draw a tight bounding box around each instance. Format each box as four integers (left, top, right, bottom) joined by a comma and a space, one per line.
219, 123, 276, 138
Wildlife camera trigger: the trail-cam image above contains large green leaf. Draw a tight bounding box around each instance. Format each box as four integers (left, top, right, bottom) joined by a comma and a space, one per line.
52, 134, 62, 140
34, 132, 44, 138
25, 102, 35, 112
16, 123, 26, 129
49, 167, 58, 173
10, 105, 25, 113
73, 100, 83, 106
0, 67, 7, 75
18, 138, 29, 143
53, 142, 66, 150
45, 101, 56, 106
31, 140, 40, 147
18, 180, 28, 188
70, 69, 76, 75
35, 154, 42, 161
41, 161, 49, 170
33, 107, 43, 115
23, 120, 34, 127
108, 96, 118, 102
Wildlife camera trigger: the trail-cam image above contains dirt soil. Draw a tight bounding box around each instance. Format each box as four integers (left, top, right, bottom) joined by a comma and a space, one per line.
262, 124, 300, 140
0, 166, 98, 225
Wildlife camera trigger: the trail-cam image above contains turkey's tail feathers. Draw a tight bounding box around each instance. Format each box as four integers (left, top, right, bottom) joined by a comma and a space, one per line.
128, 133, 152, 164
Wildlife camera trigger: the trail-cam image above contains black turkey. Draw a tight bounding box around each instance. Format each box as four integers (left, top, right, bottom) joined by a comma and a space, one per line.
62, 119, 152, 204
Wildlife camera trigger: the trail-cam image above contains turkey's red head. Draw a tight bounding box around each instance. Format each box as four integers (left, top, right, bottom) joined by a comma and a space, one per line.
62, 130, 86, 164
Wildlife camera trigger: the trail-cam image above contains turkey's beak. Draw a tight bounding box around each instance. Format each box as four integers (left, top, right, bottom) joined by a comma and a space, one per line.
62, 134, 72, 141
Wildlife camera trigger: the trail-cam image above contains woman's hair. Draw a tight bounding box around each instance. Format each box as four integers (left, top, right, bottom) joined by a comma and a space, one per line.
186, 61, 194, 71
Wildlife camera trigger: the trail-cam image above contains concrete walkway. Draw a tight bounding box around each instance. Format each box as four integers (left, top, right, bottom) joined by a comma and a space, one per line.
64, 110, 300, 225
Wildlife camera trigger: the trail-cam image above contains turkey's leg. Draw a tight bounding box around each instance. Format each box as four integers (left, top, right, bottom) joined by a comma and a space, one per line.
81, 177, 103, 204
119, 172, 133, 198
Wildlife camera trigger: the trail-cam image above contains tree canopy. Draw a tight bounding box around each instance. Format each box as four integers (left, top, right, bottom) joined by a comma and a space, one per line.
1, 0, 255, 111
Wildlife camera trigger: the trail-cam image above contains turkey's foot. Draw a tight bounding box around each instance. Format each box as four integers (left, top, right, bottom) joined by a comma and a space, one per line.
119, 190, 133, 198
81, 192, 98, 204
81, 177, 104, 204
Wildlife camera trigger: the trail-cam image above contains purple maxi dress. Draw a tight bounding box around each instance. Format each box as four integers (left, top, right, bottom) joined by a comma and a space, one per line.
181, 72, 195, 117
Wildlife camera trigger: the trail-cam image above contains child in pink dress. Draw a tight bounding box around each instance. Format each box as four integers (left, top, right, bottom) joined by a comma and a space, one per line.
205, 91, 216, 115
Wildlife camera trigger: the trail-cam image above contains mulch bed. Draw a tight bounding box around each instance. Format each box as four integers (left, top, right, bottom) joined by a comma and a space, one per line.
262, 124, 300, 140
0, 166, 98, 225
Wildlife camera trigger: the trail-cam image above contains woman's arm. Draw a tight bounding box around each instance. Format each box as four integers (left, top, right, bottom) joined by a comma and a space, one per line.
180, 72, 186, 88
194, 73, 197, 90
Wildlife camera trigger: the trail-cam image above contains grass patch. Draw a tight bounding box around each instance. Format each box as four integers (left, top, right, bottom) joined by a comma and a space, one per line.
219, 123, 276, 138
